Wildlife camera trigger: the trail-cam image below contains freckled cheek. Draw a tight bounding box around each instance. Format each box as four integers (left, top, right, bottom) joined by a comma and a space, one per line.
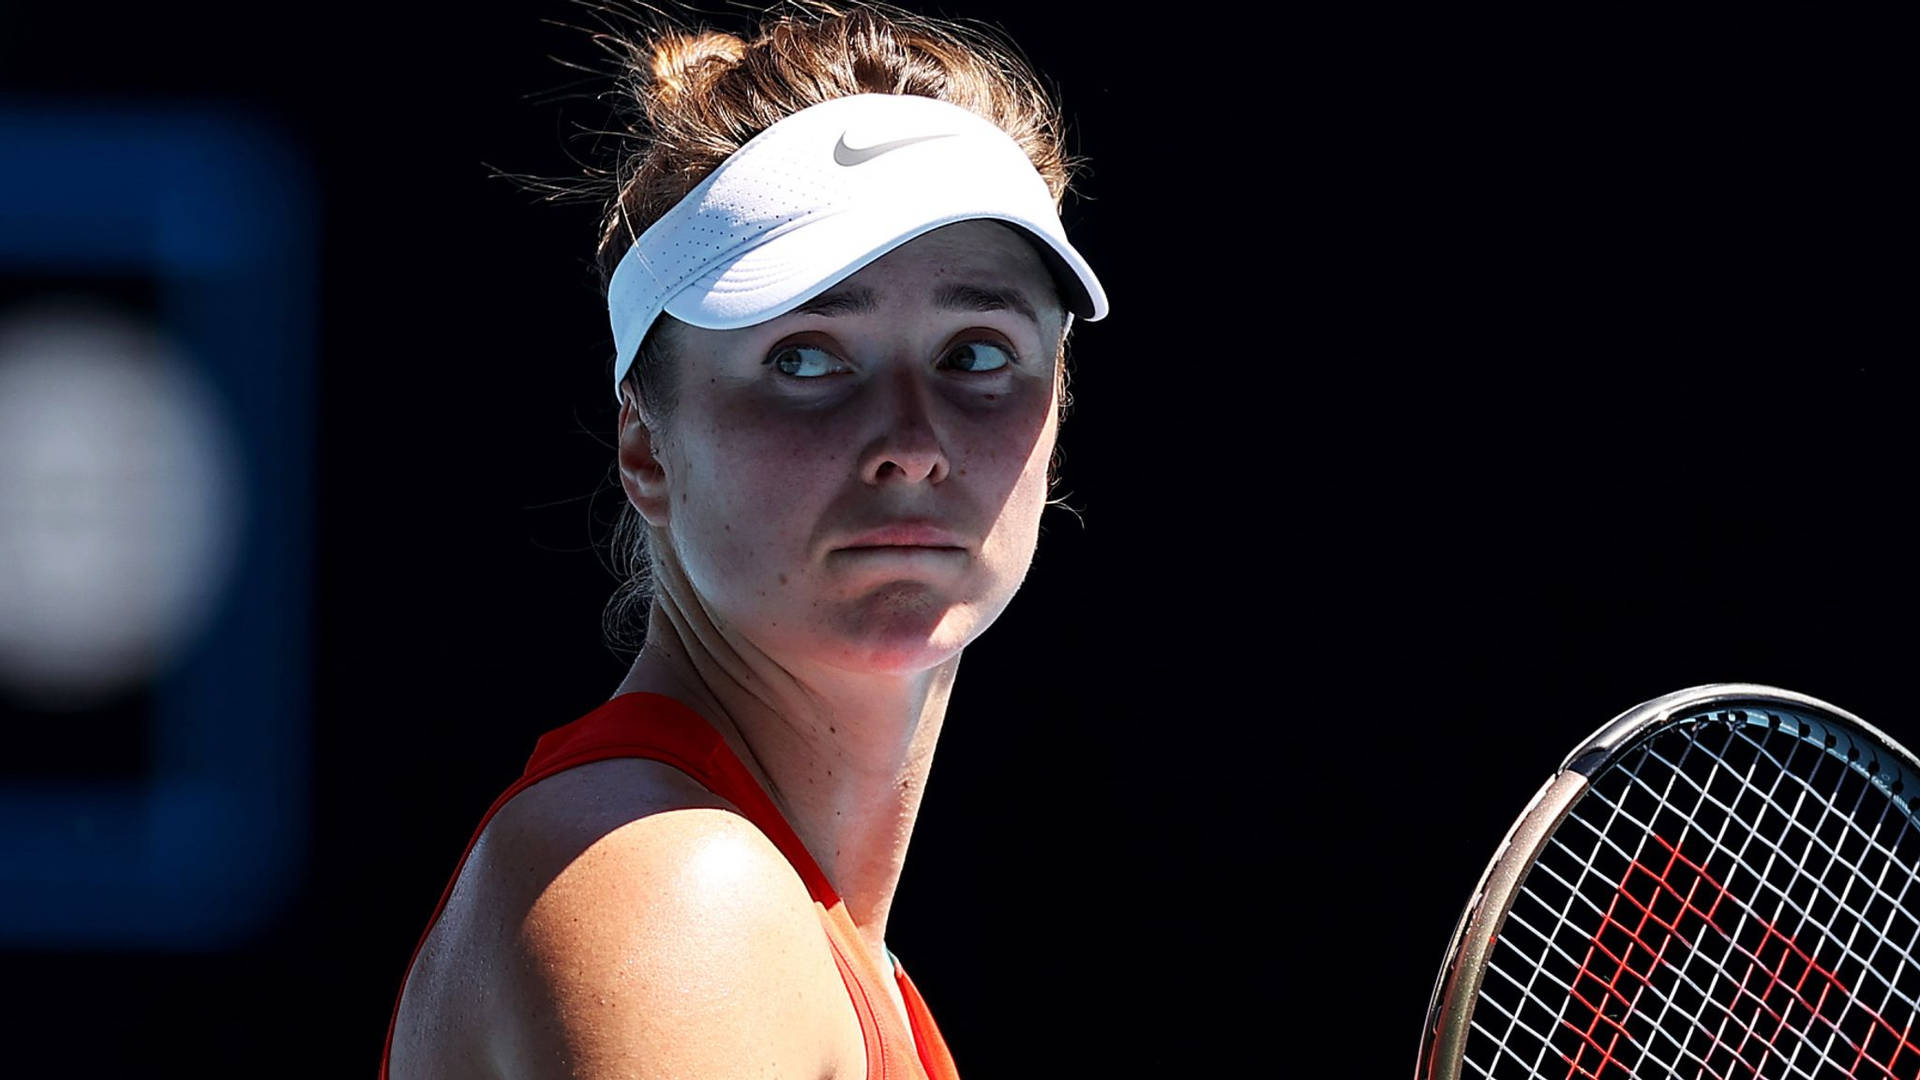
1015, 421, 1058, 513
975, 405, 1059, 561
673, 418, 844, 573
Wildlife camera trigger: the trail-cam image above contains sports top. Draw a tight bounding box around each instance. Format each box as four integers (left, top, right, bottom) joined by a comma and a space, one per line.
380, 692, 961, 1080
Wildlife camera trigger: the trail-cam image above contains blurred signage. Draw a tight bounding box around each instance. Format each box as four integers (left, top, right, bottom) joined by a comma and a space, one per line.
0, 103, 314, 948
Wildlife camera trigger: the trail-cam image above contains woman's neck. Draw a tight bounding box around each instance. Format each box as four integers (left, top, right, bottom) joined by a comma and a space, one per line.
612, 598, 957, 958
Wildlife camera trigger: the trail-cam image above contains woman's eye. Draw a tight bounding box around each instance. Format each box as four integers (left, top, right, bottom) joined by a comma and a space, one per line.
769, 344, 847, 378
943, 341, 1012, 373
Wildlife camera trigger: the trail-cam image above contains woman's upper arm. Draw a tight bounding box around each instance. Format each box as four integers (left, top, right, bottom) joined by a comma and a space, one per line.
473, 768, 850, 1079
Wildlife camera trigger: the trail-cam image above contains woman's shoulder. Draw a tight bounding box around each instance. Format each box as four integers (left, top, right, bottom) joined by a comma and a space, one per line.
469, 755, 794, 932
394, 758, 860, 1079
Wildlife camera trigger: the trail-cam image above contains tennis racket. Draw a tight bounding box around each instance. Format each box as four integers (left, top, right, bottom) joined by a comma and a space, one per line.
1417, 683, 1920, 1079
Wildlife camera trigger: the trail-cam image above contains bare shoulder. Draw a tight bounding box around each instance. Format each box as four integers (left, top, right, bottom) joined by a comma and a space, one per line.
393, 759, 860, 1080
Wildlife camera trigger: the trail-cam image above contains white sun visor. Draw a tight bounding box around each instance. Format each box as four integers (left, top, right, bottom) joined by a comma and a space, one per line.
606, 93, 1108, 401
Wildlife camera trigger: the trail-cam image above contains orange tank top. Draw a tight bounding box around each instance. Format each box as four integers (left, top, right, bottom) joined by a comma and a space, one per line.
380, 692, 961, 1080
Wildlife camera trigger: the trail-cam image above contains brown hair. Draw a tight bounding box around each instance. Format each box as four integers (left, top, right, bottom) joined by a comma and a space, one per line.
589, 1, 1082, 650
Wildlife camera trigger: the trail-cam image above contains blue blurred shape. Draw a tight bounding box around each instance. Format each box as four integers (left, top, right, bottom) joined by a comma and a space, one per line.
0, 102, 315, 950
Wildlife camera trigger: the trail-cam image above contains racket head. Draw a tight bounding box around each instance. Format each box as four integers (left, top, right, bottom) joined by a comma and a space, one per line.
1417, 683, 1920, 1080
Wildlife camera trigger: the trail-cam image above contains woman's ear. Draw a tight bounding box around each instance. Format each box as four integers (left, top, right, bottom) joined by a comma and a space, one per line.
617, 396, 672, 527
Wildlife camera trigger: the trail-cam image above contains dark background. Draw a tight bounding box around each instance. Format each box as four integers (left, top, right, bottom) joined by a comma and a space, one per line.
0, 2, 1905, 1074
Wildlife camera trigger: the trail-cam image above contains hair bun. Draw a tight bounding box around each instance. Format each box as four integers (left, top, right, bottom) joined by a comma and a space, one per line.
649, 30, 748, 106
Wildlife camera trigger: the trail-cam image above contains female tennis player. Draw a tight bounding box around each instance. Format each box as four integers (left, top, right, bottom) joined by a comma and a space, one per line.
380, 4, 1106, 1077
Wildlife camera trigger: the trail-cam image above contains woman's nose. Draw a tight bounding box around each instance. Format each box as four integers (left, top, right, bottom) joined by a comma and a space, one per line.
859, 367, 950, 486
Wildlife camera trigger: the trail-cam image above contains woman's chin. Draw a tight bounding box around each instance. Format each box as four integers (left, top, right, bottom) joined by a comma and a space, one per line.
815, 590, 994, 675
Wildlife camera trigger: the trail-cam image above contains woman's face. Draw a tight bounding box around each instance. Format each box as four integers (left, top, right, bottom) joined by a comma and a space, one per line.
626, 219, 1066, 677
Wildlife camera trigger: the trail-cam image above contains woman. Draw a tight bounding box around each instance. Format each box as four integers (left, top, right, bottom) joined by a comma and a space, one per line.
382, 5, 1106, 1077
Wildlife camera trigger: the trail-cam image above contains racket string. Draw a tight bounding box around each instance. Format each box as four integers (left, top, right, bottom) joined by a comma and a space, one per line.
1555, 727, 1784, 1078
1471, 732, 1713, 1077
1481, 732, 1689, 1076
1616, 728, 1912, 1077
1580, 726, 1781, 1079
1461, 710, 1920, 1080
1634, 729, 1920, 1029
1573, 728, 1917, 1077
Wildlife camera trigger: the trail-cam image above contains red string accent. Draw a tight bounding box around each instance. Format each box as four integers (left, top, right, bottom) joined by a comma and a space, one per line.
1556, 832, 1917, 1079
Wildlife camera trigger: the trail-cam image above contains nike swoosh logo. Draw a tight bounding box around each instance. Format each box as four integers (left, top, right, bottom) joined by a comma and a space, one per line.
832, 132, 958, 166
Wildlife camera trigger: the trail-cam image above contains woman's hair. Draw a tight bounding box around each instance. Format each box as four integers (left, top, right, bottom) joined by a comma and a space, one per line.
591, 1, 1081, 652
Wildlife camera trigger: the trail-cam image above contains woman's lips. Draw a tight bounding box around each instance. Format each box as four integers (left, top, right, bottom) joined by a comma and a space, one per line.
835, 523, 968, 550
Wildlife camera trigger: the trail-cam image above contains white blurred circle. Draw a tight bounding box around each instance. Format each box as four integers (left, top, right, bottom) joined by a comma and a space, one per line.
0, 301, 244, 708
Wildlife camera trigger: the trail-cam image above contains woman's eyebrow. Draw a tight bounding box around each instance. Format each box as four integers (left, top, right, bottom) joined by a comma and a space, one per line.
786, 282, 1041, 329
933, 283, 1039, 328
790, 285, 880, 317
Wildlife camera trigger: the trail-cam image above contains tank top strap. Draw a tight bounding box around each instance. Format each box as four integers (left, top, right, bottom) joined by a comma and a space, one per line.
896, 962, 962, 1079
522, 692, 843, 902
